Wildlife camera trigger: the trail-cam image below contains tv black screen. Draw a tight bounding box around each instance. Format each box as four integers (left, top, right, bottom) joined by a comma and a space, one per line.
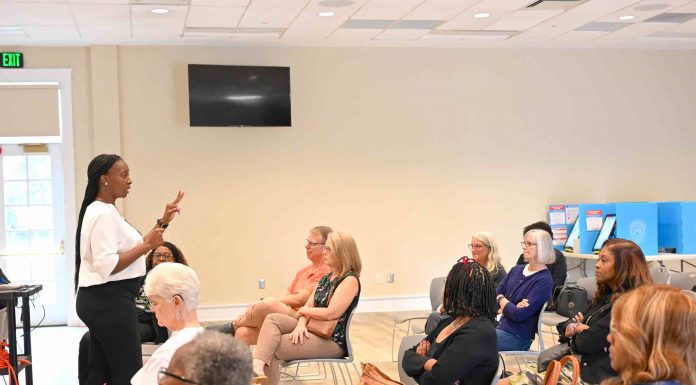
188, 64, 291, 127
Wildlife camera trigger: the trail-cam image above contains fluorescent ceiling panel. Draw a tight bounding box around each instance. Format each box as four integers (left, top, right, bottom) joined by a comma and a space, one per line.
342, 19, 393, 28
575, 21, 629, 31
644, 12, 696, 22
390, 20, 443, 29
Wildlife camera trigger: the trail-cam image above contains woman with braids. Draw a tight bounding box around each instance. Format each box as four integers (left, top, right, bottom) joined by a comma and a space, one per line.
75, 154, 184, 385
402, 259, 499, 385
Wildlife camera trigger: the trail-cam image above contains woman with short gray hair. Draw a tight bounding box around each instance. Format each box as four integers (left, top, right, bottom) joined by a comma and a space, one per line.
494, 229, 554, 351
131, 262, 204, 385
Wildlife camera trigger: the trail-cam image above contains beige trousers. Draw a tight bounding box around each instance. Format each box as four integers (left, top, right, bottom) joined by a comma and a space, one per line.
254, 313, 344, 385
235, 298, 296, 345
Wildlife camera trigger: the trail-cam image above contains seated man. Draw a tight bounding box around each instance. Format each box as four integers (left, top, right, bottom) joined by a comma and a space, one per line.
515, 221, 567, 292
229, 226, 332, 345
159, 330, 252, 385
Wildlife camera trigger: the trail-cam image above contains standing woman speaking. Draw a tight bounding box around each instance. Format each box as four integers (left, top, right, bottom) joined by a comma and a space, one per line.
75, 154, 184, 385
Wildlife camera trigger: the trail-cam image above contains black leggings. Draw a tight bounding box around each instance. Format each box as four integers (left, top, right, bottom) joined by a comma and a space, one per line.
76, 277, 143, 385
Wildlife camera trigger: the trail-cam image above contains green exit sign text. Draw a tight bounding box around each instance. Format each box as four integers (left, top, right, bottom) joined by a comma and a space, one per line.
1, 52, 23, 68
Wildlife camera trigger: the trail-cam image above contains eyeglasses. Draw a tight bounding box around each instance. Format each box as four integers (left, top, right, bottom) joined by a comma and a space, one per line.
305, 239, 325, 247
457, 256, 474, 265
153, 252, 174, 260
322, 245, 332, 254
468, 243, 488, 250
521, 241, 537, 247
158, 368, 200, 384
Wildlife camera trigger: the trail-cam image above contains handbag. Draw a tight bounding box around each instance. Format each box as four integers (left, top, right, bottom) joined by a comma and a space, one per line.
542, 355, 580, 385
306, 318, 339, 339
358, 362, 403, 385
556, 286, 589, 318
537, 343, 573, 372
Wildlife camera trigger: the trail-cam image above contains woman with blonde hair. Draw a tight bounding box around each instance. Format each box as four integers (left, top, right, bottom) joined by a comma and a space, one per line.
469, 232, 507, 287
603, 285, 695, 385
252, 231, 362, 384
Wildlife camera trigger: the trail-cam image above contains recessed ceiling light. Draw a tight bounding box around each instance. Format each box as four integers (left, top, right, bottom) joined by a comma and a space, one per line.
151, 8, 169, 14
474, 13, 490, 19
319, 11, 336, 17
618, 15, 635, 21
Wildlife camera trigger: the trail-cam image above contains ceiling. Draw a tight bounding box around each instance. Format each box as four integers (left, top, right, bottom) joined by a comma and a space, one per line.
2, 0, 696, 48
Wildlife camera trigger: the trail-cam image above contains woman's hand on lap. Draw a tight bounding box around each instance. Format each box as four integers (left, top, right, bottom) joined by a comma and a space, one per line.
290, 324, 310, 345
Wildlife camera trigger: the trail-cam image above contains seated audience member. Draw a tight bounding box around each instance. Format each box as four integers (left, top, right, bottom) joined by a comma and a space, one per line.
496, 229, 554, 351
424, 231, 506, 334
223, 226, 332, 345
159, 330, 253, 385
402, 259, 499, 385
556, 239, 652, 384
78, 242, 188, 383
498, 238, 652, 385
515, 221, 567, 292
603, 285, 695, 385
131, 263, 204, 385
252, 231, 362, 385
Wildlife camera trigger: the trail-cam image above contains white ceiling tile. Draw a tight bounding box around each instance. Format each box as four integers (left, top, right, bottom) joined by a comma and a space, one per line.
10, 3, 75, 26
284, 0, 367, 38
186, 6, 245, 28
374, 28, 428, 40
404, 0, 479, 21
23, 25, 81, 38
670, 0, 696, 13
485, 9, 564, 31
0, 3, 19, 25
238, 0, 307, 28
132, 25, 182, 37
131, 4, 187, 27
439, 0, 536, 30
71, 4, 129, 28
191, 0, 249, 5
328, 27, 381, 40
598, 21, 673, 42
512, 0, 640, 41
553, 30, 607, 42
598, 0, 692, 23
79, 25, 130, 39
663, 17, 696, 32
68, 0, 129, 4
352, 0, 424, 20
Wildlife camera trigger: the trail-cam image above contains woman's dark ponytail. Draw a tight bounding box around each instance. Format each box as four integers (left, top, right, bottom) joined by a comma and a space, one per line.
74, 154, 122, 290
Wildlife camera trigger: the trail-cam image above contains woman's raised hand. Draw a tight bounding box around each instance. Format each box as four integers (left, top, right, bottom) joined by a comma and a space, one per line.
161, 191, 184, 224
143, 227, 165, 249
290, 323, 310, 345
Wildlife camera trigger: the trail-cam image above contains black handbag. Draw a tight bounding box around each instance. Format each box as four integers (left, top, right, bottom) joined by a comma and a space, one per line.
537, 343, 573, 372
555, 286, 589, 318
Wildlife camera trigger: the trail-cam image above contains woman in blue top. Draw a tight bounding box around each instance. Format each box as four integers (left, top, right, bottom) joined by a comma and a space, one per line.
495, 229, 554, 351
602, 285, 695, 385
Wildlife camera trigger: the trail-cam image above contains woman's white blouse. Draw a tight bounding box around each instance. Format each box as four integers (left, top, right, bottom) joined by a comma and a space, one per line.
78, 201, 146, 287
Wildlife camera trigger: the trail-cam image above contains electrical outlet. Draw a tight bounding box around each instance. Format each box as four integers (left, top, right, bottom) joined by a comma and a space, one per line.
387, 272, 395, 283
258, 278, 266, 289
375, 273, 384, 283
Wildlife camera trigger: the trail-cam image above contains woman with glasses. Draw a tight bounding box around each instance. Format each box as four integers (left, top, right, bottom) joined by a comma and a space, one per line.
603, 285, 695, 385
131, 262, 204, 385
252, 231, 362, 385
403, 260, 499, 385
424, 232, 507, 334
495, 229, 554, 351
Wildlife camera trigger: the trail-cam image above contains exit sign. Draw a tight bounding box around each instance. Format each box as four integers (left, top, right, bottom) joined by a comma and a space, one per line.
1, 52, 23, 68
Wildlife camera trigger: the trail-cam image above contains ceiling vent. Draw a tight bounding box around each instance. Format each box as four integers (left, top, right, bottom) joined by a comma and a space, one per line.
527, 0, 587, 11
129, 0, 189, 5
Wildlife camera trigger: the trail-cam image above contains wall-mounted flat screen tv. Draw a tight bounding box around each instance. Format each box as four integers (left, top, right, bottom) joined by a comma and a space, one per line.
188, 64, 291, 127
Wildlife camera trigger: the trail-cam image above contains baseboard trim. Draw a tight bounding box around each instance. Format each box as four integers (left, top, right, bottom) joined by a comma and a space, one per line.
197, 295, 430, 322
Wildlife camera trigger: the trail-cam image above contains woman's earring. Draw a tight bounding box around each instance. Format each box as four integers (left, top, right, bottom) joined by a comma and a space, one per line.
175, 310, 182, 321
104, 182, 108, 186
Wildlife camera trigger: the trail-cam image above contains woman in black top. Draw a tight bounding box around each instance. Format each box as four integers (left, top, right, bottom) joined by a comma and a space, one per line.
556, 239, 651, 384
403, 259, 499, 385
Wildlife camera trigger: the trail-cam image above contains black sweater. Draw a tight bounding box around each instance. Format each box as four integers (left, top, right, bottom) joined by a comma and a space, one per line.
556, 293, 616, 384
402, 316, 498, 385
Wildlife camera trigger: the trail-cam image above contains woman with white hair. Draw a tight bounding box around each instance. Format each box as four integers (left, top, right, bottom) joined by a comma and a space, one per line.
495, 229, 554, 351
131, 262, 204, 385
469, 232, 507, 287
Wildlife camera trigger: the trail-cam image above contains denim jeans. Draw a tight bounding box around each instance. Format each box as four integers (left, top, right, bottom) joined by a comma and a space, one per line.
496, 328, 532, 351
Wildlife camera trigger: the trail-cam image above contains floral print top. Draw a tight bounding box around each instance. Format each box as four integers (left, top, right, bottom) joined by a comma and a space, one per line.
313, 271, 361, 353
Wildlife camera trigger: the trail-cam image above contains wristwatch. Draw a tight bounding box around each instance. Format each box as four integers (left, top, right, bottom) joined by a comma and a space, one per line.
157, 218, 169, 229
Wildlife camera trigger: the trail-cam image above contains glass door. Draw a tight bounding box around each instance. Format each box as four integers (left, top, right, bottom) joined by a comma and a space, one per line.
0, 143, 67, 325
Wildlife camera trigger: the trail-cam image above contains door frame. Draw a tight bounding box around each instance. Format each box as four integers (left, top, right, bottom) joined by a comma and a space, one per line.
1, 69, 77, 325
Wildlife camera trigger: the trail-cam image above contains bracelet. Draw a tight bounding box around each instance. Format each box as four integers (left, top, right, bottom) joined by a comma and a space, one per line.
157, 218, 169, 229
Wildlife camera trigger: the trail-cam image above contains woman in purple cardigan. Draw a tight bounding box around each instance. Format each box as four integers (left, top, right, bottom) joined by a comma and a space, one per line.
495, 229, 554, 351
